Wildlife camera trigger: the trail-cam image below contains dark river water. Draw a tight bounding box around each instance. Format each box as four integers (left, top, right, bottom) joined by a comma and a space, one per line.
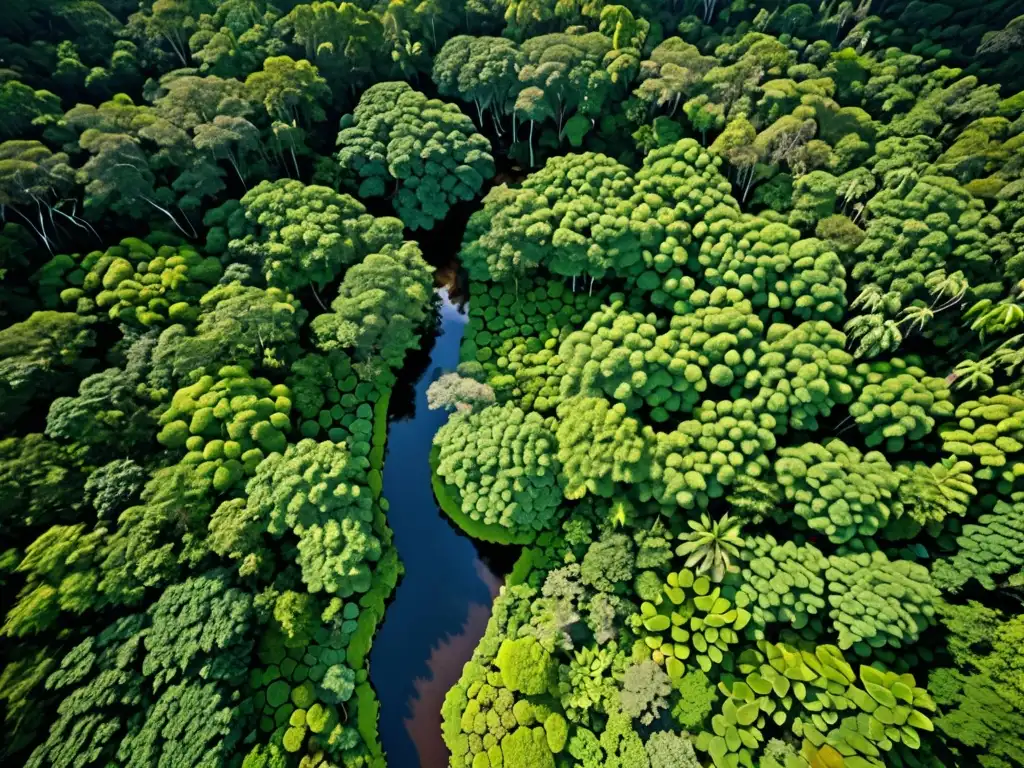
369, 284, 509, 767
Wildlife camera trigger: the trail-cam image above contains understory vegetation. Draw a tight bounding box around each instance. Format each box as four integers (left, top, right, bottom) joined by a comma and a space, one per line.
2, 1, 1024, 768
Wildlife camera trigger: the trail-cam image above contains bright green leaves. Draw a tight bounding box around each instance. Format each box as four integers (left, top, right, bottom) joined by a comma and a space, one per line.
940, 393, 1024, 491
555, 396, 651, 501
676, 513, 746, 582
39, 238, 221, 327
1, 523, 105, 638
775, 439, 903, 543
435, 402, 562, 535
244, 439, 378, 596
849, 357, 954, 451
310, 241, 434, 371
337, 82, 495, 230
826, 550, 939, 654
698, 639, 935, 768
631, 567, 751, 682
496, 636, 557, 695
696, 213, 847, 324
157, 365, 292, 492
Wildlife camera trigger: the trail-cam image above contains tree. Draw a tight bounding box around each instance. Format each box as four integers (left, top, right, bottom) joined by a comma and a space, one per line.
46, 367, 156, 457
645, 731, 700, 768
0, 434, 91, 534
156, 364, 292, 492
156, 282, 307, 377
211, 179, 398, 292
0, 311, 95, 430
426, 373, 496, 412
337, 82, 495, 230
434, 402, 563, 535
620, 661, 671, 726
25, 615, 147, 768
0, 139, 77, 250
141, 568, 253, 690
244, 439, 380, 596
496, 636, 556, 695
1, 523, 106, 638
244, 55, 330, 174
433, 35, 524, 131
310, 241, 434, 370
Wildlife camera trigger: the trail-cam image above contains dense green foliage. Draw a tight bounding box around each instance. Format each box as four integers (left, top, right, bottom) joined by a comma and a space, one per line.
5, 1, 1024, 767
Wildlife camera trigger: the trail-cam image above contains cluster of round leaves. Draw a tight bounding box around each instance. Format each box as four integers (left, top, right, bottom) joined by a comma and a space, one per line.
693, 212, 847, 324
289, 351, 390, 447
251, 623, 358, 756
559, 293, 763, 421
204, 179, 401, 291
849, 357, 954, 452
825, 550, 940, 655
932, 491, 1024, 591
700, 639, 936, 768
462, 277, 607, 412
630, 567, 752, 684
647, 400, 777, 511
337, 81, 495, 230
774, 439, 903, 544
940, 392, 1024, 491
462, 140, 850, 340
37, 237, 222, 327
434, 402, 562, 536
156, 365, 291, 492
447, 647, 566, 768
739, 535, 829, 642
559, 289, 855, 441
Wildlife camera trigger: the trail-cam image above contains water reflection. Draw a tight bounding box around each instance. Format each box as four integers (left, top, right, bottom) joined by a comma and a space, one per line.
370, 284, 509, 767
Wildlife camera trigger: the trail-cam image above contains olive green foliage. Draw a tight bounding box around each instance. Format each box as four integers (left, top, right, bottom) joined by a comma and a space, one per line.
38, 238, 221, 326
739, 536, 829, 641
0, 311, 95, 429
46, 367, 155, 455
853, 175, 997, 301
0, 434, 90, 531
896, 457, 977, 532
2, 523, 106, 638
826, 550, 939, 654
157, 365, 292, 492
245, 439, 379, 596
337, 82, 495, 230
434, 402, 562, 536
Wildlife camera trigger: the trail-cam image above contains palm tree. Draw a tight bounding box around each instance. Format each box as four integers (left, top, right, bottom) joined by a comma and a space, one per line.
675, 513, 745, 582
844, 313, 903, 359
951, 358, 995, 391
897, 304, 934, 335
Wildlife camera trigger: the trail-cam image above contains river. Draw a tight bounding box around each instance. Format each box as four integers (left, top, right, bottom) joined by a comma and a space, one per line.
369, 282, 510, 767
